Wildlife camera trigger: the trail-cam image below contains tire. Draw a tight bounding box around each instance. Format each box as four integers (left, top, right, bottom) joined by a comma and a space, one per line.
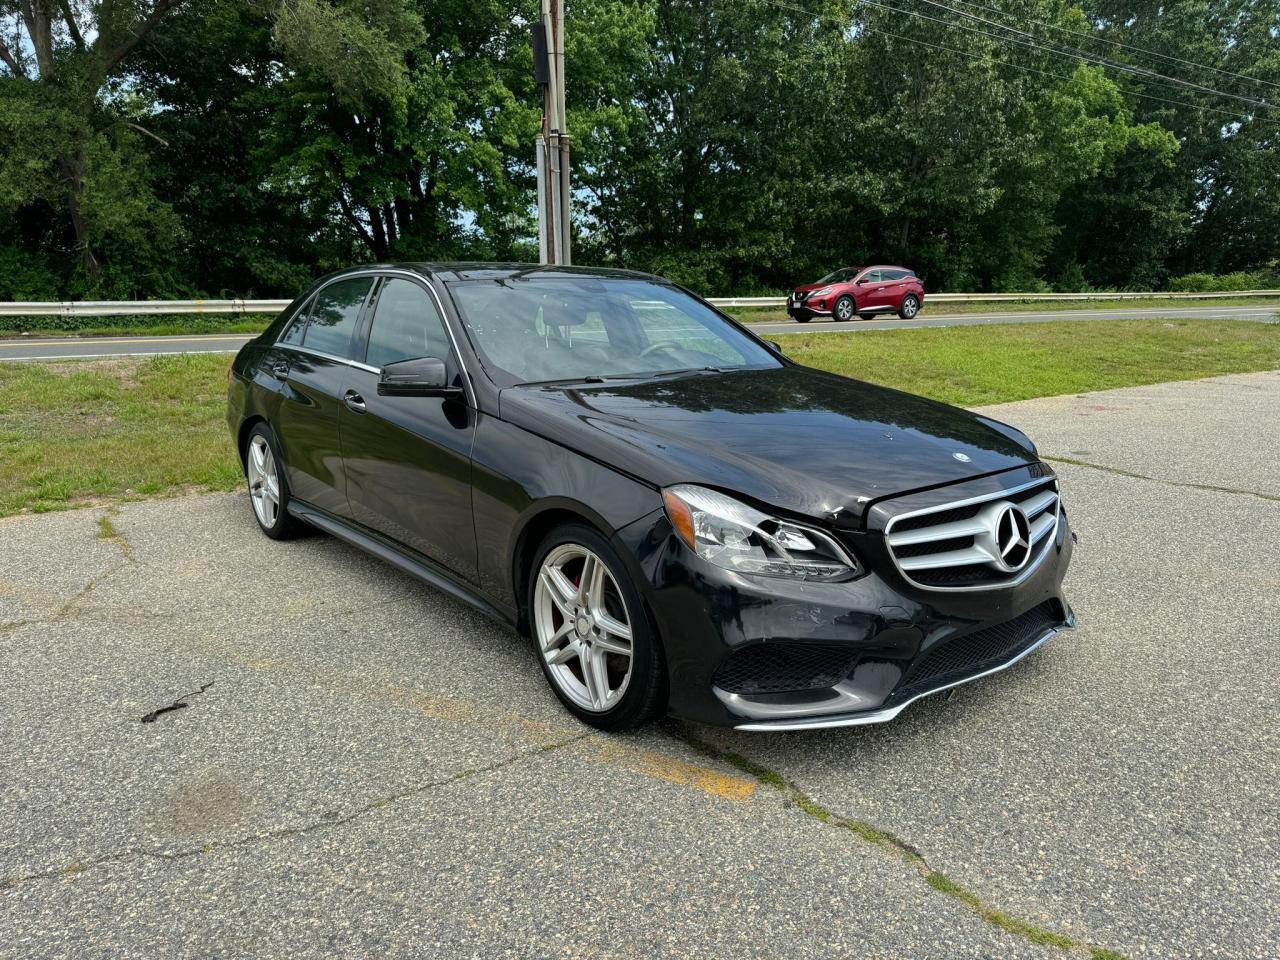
899, 294, 921, 320
795, 314, 812, 323
529, 523, 667, 730
243, 422, 307, 540
857, 312, 877, 321
832, 295, 855, 322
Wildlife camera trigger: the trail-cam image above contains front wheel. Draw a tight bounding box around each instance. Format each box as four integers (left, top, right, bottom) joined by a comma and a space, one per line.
899, 294, 921, 319
530, 524, 666, 730
833, 295, 855, 322
794, 314, 812, 323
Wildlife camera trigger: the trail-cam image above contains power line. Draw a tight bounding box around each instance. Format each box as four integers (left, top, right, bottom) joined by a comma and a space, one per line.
906, 0, 1274, 109
850, 0, 1273, 111
940, 0, 1280, 91
735, 0, 1280, 127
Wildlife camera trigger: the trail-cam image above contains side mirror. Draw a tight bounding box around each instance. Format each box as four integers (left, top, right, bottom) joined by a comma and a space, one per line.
377, 357, 463, 398
856, 277, 870, 285
764, 339, 785, 356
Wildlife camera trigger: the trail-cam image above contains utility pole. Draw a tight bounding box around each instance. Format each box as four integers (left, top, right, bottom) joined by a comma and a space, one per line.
532, 0, 571, 264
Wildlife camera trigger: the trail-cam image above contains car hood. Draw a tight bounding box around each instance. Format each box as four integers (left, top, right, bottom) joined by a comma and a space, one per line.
499, 366, 1039, 525
792, 282, 831, 294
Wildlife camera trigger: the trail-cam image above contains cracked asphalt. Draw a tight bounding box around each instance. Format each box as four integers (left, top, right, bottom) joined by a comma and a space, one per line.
2, 370, 1277, 959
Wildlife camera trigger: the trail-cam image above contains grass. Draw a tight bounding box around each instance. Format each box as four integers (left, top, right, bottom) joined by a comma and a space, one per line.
0, 317, 271, 339
0, 317, 1278, 517
728, 294, 1280, 324
0, 353, 242, 516
777, 317, 1280, 407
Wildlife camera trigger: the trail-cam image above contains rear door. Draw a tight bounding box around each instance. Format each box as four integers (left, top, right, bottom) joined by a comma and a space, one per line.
339, 275, 478, 579
274, 275, 375, 516
881, 268, 910, 308
858, 269, 890, 309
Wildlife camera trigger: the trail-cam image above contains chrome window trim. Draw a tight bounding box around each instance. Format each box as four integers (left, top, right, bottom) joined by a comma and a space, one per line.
279, 343, 379, 374
272, 268, 475, 406
882, 474, 1061, 592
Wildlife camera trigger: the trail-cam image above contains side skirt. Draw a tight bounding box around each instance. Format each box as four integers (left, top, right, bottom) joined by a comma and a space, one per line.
287, 499, 516, 627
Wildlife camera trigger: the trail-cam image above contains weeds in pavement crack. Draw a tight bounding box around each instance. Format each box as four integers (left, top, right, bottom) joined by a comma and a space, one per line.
678, 729, 1128, 960
96, 508, 136, 560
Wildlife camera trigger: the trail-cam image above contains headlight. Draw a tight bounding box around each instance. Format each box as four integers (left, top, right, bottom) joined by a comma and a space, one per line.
810, 285, 834, 297
662, 484, 859, 581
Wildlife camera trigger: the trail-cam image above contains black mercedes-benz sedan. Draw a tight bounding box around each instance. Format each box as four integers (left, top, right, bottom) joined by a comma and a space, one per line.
227, 263, 1074, 731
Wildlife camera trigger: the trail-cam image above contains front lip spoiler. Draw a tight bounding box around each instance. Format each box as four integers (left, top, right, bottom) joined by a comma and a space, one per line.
727, 614, 1073, 732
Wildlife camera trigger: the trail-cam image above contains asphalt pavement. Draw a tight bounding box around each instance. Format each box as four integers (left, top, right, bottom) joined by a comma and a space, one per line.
0, 303, 1276, 360
1, 370, 1277, 958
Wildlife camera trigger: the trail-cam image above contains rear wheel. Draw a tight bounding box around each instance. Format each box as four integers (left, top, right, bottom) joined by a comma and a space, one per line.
244, 423, 306, 540
833, 295, 855, 322
530, 524, 666, 730
899, 294, 921, 319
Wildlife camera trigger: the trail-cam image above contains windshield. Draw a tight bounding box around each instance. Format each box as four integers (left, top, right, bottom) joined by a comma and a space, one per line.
447, 277, 782, 386
818, 268, 860, 284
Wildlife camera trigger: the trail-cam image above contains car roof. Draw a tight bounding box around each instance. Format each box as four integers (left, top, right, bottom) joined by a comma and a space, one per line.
322, 262, 662, 284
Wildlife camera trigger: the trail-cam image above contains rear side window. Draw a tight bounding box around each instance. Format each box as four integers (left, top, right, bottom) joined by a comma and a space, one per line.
883, 269, 907, 281
365, 278, 450, 369
277, 295, 313, 345
302, 277, 374, 358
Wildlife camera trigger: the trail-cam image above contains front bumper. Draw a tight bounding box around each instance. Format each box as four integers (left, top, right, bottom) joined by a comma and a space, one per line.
787, 300, 831, 320
618, 465, 1075, 729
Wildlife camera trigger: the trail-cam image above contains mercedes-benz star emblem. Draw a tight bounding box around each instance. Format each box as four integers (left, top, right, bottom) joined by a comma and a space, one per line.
994, 504, 1032, 571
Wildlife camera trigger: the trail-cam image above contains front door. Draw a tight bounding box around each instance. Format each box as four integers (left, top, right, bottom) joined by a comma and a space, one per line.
339, 276, 478, 580
274, 275, 375, 517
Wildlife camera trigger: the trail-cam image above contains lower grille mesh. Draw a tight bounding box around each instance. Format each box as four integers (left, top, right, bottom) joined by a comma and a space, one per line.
902, 601, 1060, 693
715, 644, 859, 695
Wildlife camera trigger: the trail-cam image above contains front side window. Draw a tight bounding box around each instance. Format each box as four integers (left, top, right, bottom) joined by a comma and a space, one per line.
860, 269, 882, 284
302, 277, 374, 358
448, 278, 781, 387
365, 278, 450, 369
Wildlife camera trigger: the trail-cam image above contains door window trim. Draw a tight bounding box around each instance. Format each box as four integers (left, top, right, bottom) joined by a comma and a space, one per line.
275, 268, 474, 406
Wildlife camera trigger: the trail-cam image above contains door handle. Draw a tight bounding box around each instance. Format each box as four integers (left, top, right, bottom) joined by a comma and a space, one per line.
270, 360, 290, 381
344, 390, 367, 413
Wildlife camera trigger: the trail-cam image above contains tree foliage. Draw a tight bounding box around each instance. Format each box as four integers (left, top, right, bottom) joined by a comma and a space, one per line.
1, 0, 1277, 297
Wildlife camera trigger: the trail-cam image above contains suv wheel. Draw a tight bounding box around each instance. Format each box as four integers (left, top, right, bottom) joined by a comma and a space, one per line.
833, 295, 855, 322
530, 524, 666, 730
899, 294, 921, 319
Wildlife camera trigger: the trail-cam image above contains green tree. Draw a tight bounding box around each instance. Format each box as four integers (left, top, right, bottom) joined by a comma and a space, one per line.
0, 0, 191, 292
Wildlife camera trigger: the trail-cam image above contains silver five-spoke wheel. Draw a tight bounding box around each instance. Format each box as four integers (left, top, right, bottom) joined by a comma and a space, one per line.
534, 544, 634, 713
246, 434, 281, 528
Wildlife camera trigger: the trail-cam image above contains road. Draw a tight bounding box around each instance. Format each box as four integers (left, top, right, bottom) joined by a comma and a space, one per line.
1, 370, 1277, 958
0, 303, 1276, 361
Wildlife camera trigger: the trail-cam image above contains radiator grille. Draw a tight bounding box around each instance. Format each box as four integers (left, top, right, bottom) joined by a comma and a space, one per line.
885, 477, 1060, 590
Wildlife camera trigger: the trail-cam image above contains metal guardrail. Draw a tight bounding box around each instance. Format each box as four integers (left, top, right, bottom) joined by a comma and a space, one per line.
2, 290, 1279, 317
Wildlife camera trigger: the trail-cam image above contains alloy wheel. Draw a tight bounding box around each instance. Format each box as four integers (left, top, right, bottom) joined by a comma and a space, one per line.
534, 544, 634, 713
246, 435, 281, 528
902, 296, 919, 318
835, 298, 854, 321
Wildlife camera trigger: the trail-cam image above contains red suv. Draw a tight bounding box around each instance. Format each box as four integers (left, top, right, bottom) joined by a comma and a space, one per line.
788, 265, 924, 323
